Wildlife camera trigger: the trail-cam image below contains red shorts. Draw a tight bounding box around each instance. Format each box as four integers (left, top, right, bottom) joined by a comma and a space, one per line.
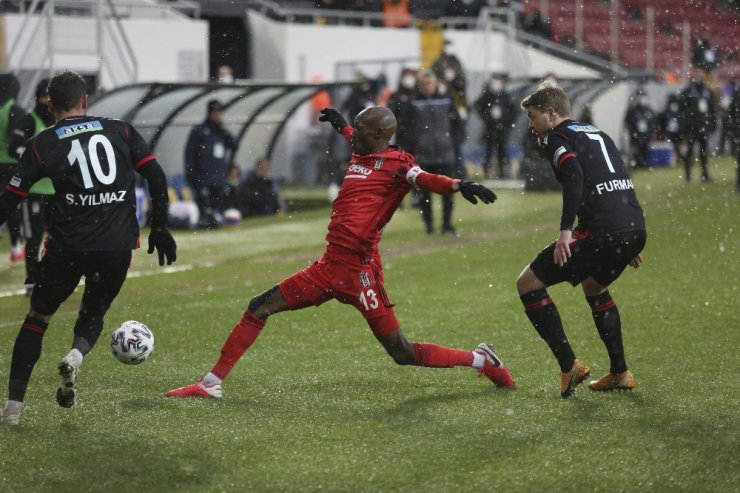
278, 246, 399, 336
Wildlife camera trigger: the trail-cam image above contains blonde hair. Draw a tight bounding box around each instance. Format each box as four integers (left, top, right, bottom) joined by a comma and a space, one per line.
520, 80, 571, 117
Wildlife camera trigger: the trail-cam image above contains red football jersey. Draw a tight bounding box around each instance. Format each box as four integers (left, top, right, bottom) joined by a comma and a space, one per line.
325, 127, 456, 256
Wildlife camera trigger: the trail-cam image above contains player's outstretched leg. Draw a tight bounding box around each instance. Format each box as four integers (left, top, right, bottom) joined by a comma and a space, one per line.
0, 400, 23, 426
166, 310, 266, 399
474, 343, 516, 389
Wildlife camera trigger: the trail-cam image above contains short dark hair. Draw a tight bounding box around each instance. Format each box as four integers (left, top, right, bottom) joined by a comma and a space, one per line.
520, 80, 571, 117
48, 70, 87, 112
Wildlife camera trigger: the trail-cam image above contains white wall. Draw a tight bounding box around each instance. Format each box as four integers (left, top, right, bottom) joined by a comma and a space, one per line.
2, 13, 208, 87
248, 11, 599, 86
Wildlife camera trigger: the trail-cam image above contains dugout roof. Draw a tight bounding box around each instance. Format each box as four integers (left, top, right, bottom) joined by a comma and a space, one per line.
88, 82, 343, 178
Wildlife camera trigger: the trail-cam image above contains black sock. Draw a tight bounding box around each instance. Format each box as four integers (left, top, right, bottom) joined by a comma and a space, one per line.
521, 289, 575, 372
8, 316, 49, 402
72, 310, 104, 356
586, 291, 627, 374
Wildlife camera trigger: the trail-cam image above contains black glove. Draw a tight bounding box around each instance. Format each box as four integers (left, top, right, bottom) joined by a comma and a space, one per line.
458, 181, 497, 205
319, 108, 348, 134
148, 228, 177, 266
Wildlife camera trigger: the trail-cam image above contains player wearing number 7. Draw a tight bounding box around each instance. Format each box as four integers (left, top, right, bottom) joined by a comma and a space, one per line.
166, 105, 514, 400
517, 80, 647, 398
0, 70, 176, 425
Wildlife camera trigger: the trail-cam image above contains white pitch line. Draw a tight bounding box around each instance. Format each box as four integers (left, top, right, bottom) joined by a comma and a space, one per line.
0, 263, 195, 299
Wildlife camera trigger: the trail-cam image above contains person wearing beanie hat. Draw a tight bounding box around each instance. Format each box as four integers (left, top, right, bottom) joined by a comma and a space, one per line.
8, 77, 56, 294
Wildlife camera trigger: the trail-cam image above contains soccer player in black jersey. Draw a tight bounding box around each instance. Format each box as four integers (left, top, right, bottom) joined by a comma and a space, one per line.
0, 70, 177, 425
517, 81, 647, 398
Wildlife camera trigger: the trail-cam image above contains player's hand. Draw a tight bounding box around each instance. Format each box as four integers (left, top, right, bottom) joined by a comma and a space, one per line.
553, 230, 572, 267
629, 254, 643, 268
148, 228, 177, 266
457, 181, 497, 205
319, 108, 348, 134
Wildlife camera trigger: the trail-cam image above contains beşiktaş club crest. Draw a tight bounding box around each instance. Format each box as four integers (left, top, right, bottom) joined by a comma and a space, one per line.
359, 271, 371, 288
373, 158, 385, 170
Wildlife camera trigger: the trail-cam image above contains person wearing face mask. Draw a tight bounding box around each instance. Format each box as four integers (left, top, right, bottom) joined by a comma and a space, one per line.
624, 89, 656, 169
475, 73, 516, 178
388, 68, 417, 151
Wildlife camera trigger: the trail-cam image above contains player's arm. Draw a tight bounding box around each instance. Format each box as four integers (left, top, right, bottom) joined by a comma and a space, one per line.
128, 123, 177, 266
544, 134, 583, 266
0, 145, 42, 224
404, 162, 497, 204
319, 108, 352, 143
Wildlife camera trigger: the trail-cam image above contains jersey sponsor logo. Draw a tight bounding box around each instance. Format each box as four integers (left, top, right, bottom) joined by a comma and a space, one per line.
56, 120, 103, 139
552, 146, 567, 167
595, 178, 634, 195
347, 162, 373, 177
373, 158, 385, 170
359, 271, 371, 288
567, 124, 600, 133
9, 176, 21, 188
65, 190, 127, 206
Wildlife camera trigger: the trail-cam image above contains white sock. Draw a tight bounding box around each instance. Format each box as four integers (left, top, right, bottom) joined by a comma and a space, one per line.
66, 349, 84, 368
3, 399, 23, 413
472, 351, 485, 369
201, 372, 222, 386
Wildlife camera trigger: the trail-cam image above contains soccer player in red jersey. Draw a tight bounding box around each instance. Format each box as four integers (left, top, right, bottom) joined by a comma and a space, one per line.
166, 106, 515, 399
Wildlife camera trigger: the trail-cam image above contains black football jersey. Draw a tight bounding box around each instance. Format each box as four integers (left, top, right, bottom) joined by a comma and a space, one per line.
542, 120, 645, 236
8, 115, 154, 251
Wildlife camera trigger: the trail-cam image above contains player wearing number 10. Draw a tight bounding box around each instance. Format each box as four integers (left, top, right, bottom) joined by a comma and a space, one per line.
0, 70, 177, 425
166, 106, 514, 400
517, 80, 647, 398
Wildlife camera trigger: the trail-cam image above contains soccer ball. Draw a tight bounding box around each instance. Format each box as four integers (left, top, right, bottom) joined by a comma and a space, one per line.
110, 321, 154, 365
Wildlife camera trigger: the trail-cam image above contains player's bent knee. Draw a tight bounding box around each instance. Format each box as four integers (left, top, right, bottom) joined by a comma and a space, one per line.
248, 285, 280, 313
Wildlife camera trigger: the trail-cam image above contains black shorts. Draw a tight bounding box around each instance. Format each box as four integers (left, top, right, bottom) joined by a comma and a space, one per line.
530, 230, 647, 288
30, 249, 132, 316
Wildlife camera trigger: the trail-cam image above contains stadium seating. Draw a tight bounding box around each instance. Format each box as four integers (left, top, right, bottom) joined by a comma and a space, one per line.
521, 0, 739, 79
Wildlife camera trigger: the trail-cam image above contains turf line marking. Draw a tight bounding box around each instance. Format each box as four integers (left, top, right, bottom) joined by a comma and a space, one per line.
0, 264, 195, 299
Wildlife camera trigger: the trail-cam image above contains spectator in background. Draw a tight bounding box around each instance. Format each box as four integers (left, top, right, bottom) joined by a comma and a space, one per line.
382, 0, 411, 28
223, 165, 242, 211
658, 93, 684, 163
387, 67, 417, 150
0, 73, 25, 262
445, 0, 483, 17
523, 10, 551, 40
344, 74, 379, 122
475, 73, 516, 178
8, 78, 55, 295
185, 99, 238, 227
239, 158, 286, 217
216, 65, 235, 84
409, 70, 462, 235
432, 40, 468, 178
692, 37, 720, 74
624, 89, 656, 169
679, 69, 717, 182
579, 105, 594, 125
719, 79, 739, 156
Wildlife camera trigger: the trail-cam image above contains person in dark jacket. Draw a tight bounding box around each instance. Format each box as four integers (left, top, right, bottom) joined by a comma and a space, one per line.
8, 78, 55, 294
239, 158, 285, 217
679, 70, 717, 182
658, 93, 684, 162
0, 73, 26, 261
387, 67, 417, 151
184, 99, 238, 227
475, 73, 516, 178
409, 70, 462, 235
624, 90, 657, 169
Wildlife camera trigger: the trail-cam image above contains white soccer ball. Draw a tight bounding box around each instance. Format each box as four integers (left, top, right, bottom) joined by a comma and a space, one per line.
110, 320, 154, 365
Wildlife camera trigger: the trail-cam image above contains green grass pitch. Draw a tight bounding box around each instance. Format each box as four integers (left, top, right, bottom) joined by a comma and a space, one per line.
0, 158, 738, 492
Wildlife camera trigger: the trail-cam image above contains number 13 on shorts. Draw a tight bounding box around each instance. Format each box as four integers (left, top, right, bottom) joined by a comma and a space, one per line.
359, 289, 379, 311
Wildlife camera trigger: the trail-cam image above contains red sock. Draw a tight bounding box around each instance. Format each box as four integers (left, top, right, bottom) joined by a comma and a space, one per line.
211, 311, 266, 380
412, 342, 474, 368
